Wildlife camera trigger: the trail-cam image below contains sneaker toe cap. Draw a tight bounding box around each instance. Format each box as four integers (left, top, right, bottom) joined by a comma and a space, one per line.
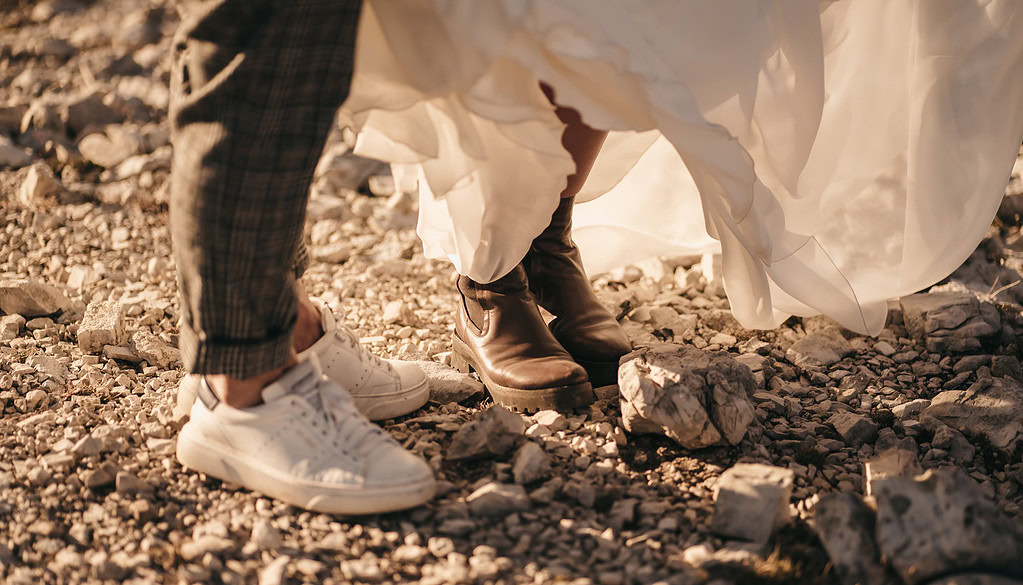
364, 447, 434, 490
389, 360, 427, 392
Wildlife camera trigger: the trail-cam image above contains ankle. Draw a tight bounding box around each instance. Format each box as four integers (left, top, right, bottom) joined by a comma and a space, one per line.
292, 297, 325, 353
208, 354, 297, 409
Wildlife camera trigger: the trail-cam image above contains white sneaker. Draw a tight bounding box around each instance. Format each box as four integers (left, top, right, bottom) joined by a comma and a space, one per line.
298, 300, 429, 421
175, 358, 436, 515
176, 301, 430, 421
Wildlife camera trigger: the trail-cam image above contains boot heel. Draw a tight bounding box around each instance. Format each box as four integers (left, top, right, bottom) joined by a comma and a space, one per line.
450, 339, 474, 374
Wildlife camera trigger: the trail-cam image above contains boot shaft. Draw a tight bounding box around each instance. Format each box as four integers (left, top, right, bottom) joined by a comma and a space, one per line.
533, 195, 576, 250
524, 196, 586, 313
520, 195, 633, 385
456, 264, 533, 335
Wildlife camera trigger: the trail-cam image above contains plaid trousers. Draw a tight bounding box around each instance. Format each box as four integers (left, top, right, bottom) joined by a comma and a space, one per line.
169, 0, 362, 377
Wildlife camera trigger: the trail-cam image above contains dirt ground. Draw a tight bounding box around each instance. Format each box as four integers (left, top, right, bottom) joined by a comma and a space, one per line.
1, 2, 1022, 585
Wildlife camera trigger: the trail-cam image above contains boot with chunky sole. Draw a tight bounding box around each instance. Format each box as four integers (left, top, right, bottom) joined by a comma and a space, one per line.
523, 196, 632, 387
452, 265, 594, 412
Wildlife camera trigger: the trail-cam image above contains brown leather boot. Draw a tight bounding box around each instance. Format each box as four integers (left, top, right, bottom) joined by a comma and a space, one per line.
452, 264, 594, 412
523, 196, 632, 387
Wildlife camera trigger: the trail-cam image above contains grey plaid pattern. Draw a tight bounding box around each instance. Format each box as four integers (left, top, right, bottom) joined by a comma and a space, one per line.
169, 0, 361, 378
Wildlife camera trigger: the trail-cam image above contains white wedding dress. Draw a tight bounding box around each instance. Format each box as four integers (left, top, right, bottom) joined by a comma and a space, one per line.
340, 0, 1023, 335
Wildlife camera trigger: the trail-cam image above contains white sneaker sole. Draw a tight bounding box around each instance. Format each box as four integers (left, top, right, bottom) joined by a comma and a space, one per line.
176, 425, 436, 515
355, 378, 430, 421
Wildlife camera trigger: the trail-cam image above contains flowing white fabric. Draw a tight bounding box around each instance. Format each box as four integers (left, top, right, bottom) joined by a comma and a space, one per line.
340, 0, 1023, 335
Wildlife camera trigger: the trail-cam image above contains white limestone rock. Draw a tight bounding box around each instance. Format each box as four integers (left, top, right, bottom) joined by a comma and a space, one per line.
924, 376, 1023, 454
900, 292, 1000, 353
619, 345, 755, 448
78, 300, 125, 353
874, 469, 1023, 584
811, 493, 887, 585
0, 280, 71, 317
711, 463, 794, 543
412, 360, 483, 404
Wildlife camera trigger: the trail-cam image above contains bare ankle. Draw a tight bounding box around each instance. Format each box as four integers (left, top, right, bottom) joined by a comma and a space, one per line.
207, 354, 297, 409
292, 297, 325, 353
291, 280, 325, 353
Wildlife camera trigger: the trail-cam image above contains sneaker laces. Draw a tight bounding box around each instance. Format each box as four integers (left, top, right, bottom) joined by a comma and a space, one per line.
314, 300, 397, 375
291, 362, 395, 457
331, 324, 396, 374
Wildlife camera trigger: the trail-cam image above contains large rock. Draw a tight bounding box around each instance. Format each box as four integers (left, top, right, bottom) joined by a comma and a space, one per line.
619, 345, 755, 448
130, 331, 179, 368
18, 163, 64, 205
608, 499, 637, 531
109, 147, 172, 182
991, 355, 1023, 381
66, 265, 101, 293
811, 493, 886, 585
873, 469, 1023, 584
250, 519, 283, 551
78, 301, 126, 353
0, 280, 71, 317
900, 292, 1000, 353
412, 360, 484, 404
447, 406, 525, 460
924, 376, 1023, 454
710, 463, 794, 543
786, 327, 854, 368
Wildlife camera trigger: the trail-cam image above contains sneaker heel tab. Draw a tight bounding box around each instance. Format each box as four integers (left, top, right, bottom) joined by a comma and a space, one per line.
262, 358, 322, 402
311, 298, 337, 332
196, 377, 221, 411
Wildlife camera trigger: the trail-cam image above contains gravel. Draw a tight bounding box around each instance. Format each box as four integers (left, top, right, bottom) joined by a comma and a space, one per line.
1, 2, 1022, 584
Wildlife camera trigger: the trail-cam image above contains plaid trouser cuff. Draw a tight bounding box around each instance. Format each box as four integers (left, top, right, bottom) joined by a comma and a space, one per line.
169, 0, 360, 377
177, 320, 296, 380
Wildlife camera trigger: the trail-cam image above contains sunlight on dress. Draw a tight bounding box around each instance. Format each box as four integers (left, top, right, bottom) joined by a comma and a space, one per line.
340, 0, 1023, 335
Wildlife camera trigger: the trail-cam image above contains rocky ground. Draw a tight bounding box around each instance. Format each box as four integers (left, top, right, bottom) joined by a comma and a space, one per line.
2, 2, 1023, 585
